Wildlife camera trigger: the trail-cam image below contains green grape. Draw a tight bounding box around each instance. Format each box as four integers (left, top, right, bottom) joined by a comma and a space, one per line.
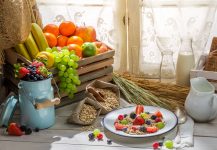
60, 76, 66, 82
67, 83, 73, 90
52, 51, 58, 57
69, 54, 77, 60
65, 88, 71, 94
68, 59, 75, 66
52, 47, 58, 52
59, 65, 66, 71
93, 129, 100, 137
156, 122, 165, 129
72, 76, 81, 85
68, 73, 74, 79
63, 72, 68, 78
61, 46, 68, 50
58, 71, 64, 77
58, 52, 64, 58
62, 50, 70, 56
72, 62, 78, 69
59, 82, 67, 88
63, 55, 70, 62
164, 140, 173, 149
71, 84, 77, 93
46, 47, 52, 53
55, 56, 61, 63
61, 60, 68, 66
66, 78, 71, 83
57, 63, 62, 70
67, 68, 74, 74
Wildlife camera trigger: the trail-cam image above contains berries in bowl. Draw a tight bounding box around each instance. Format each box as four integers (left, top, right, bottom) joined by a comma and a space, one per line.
114, 105, 165, 135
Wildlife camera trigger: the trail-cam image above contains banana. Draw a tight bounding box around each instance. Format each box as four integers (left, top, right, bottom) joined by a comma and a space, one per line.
24, 33, 40, 59
31, 23, 49, 51
14, 44, 32, 61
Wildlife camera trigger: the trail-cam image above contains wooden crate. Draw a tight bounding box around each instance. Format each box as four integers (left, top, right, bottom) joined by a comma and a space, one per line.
190, 54, 217, 90
4, 48, 115, 106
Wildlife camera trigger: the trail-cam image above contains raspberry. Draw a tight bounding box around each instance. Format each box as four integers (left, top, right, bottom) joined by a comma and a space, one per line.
97, 133, 103, 140
118, 115, 124, 120
155, 117, 162, 123
152, 142, 159, 149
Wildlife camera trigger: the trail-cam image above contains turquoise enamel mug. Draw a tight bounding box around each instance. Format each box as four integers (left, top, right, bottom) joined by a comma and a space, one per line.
18, 78, 60, 129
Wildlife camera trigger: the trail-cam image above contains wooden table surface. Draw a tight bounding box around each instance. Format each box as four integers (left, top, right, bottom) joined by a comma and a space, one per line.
0, 100, 217, 150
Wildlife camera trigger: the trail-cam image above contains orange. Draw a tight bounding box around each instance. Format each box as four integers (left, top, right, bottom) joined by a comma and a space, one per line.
59, 21, 76, 37
68, 44, 82, 58
57, 35, 68, 47
44, 33, 57, 48
43, 24, 59, 37
67, 36, 84, 46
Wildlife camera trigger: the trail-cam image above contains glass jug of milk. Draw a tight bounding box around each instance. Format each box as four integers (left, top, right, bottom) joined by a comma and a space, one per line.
176, 38, 195, 86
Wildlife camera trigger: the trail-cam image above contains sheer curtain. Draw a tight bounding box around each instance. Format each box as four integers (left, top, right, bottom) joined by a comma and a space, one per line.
140, 0, 217, 78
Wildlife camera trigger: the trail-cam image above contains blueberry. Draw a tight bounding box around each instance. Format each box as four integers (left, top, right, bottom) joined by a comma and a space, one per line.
159, 142, 163, 146
32, 71, 36, 75
139, 126, 146, 132
130, 112, 137, 119
145, 112, 150, 114
146, 120, 151, 125
88, 133, 95, 140
20, 125, 27, 132
33, 77, 37, 81
124, 114, 128, 118
39, 75, 44, 80
25, 128, 32, 135
151, 115, 157, 120
122, 127, 128, 132
35, 74, 40, 78
34, 128, 39, 132
30, 75, 34, 80
107, 139, 112, 145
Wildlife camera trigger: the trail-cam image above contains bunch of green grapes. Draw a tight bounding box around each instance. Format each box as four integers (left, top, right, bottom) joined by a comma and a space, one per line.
46, 47, 81, 99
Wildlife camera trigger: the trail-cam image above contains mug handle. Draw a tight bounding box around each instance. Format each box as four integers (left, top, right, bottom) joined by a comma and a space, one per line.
35, 98, 60, 110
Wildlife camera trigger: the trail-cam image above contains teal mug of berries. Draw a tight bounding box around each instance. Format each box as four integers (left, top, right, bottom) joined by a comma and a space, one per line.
18, 78, 60, 129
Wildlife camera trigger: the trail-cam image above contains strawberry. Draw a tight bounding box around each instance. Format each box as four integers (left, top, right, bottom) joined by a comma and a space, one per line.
7, 123, 23, 136
114, 123, 128, 131
18, 67, 30, 78
133, 116, 145, 125
146, 126, 158, 133
155, 110, 163, 118
135, 105, 144, 115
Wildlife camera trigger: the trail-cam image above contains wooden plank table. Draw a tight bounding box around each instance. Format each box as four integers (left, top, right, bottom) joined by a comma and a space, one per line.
0, 100, 217, 150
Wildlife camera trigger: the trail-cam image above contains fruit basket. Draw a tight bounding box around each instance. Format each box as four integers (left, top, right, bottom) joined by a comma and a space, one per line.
4, 46, 115, 107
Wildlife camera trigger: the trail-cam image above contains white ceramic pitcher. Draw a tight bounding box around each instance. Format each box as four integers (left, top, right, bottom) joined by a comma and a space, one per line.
185, 77, 217, 122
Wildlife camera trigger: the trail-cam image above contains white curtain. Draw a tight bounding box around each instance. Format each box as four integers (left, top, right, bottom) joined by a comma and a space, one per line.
140, 0, 217, 78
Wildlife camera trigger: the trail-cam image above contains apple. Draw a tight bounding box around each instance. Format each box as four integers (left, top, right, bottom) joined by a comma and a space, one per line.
93, 41, 108, 54
74, 26, 96, 42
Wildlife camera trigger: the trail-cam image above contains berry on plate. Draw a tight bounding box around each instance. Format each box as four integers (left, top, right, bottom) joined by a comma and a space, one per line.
115, 123, 128, 130
118, 115, 124, 120
133, 116, 145, 125
130, 112, 137, 119
135, 105, 144, 115
146, 126, 158, 133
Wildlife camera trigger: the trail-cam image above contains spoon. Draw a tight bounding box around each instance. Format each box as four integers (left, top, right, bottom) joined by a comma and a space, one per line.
175, 107, 187, 124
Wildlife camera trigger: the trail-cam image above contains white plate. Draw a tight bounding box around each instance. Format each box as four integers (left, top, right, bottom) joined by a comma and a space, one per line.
102, 106, 178, 138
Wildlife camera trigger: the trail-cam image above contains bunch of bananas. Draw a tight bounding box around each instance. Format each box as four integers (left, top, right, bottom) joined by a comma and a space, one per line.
14, 23, 49, 61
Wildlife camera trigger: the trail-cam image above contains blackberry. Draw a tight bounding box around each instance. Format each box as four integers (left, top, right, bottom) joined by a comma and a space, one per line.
130, 112, 137, 119
88, 133, 95, 140
139, 126, 146, 132
151, 115, 157, 120
159, 142, 163, 146
146, 120, 151, 125
124, 114, 128, 118
34, 128, 39, 132
20, 125, 27, 132
25, 128, 32, 135
107, 139, 112, 145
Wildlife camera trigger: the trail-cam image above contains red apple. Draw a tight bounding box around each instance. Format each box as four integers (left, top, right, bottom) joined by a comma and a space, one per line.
74, 26, 96, 42
93, 41, 108, 54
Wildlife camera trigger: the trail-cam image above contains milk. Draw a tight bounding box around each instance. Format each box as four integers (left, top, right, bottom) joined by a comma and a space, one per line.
176, 51, 195, 86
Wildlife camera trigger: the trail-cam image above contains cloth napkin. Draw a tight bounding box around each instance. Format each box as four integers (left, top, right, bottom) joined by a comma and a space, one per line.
161, 116, 194, 150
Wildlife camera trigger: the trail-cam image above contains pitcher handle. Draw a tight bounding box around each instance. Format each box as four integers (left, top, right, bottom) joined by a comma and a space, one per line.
209, 94, 217, 120
35, 98, 60, 110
